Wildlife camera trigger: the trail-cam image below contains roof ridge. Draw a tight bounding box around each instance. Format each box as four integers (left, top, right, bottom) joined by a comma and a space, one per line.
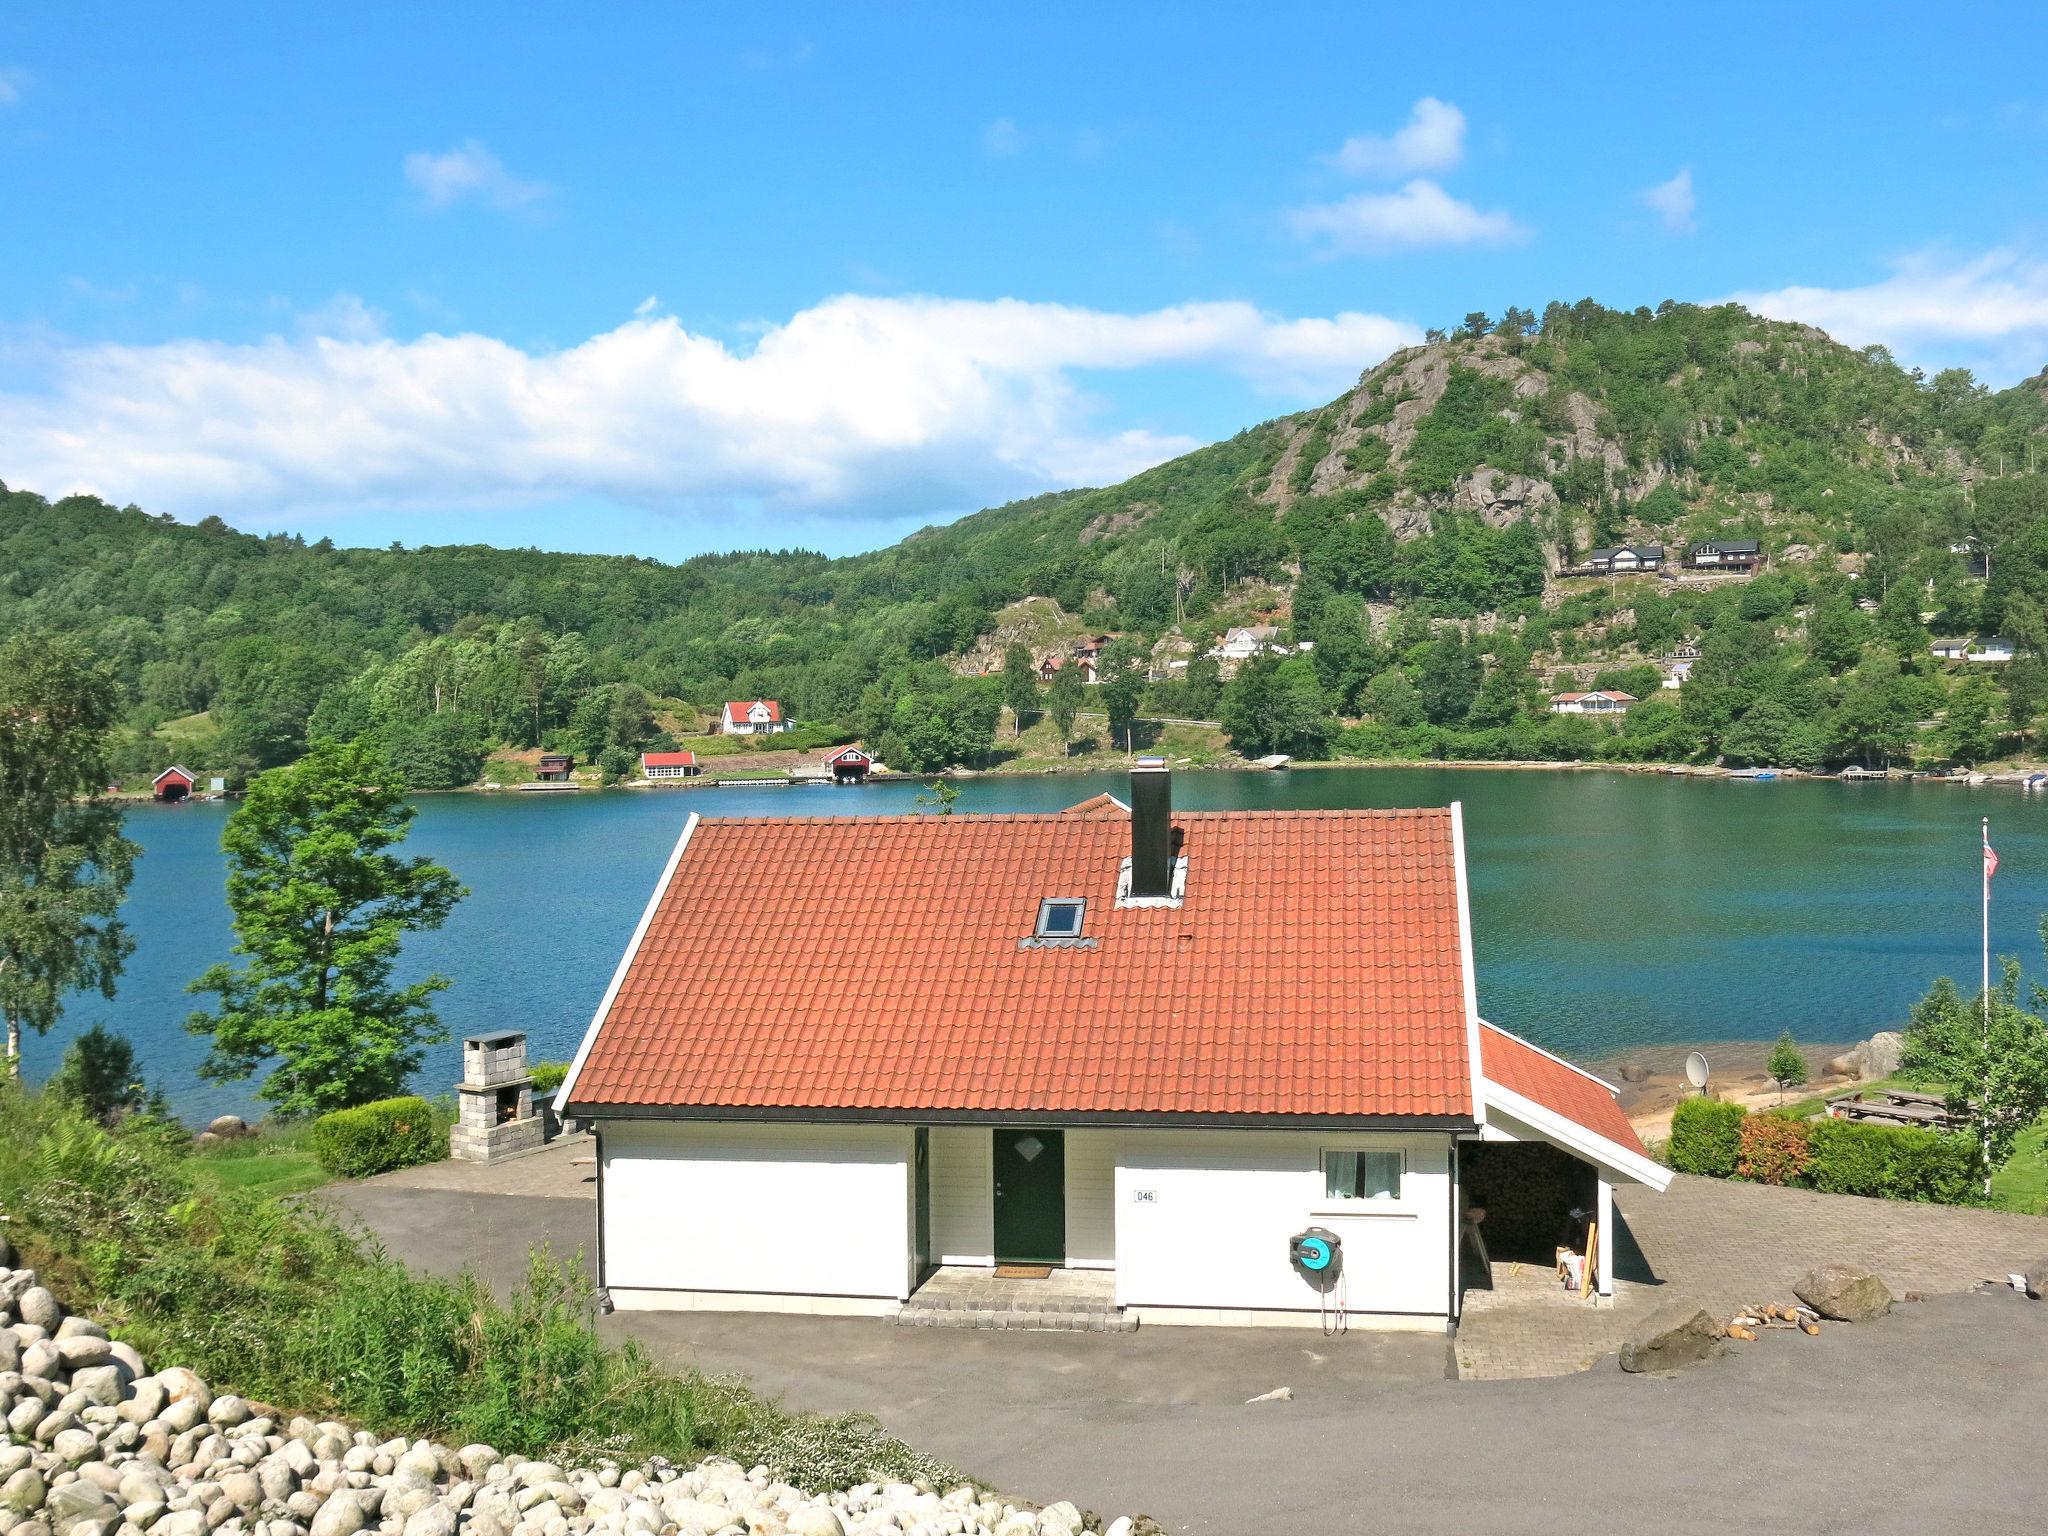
690, 804, 1454, 828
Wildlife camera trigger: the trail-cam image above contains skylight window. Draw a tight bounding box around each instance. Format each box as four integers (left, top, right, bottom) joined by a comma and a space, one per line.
1035, 898, 1086, 938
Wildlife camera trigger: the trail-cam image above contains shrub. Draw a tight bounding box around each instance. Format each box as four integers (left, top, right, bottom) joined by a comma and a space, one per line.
1667, 1096, 1746, 1177
311, 1096, 444, 1179
529, 1060, 570, 1094
0, 1084, 960, 1489
1805, 1118, 1981, 1204
1737, 1112, 1811, 1185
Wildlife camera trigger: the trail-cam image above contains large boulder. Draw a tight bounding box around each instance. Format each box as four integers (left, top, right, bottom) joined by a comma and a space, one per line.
1617, 1304, 1725, 1373
1851, 1032, 1905, 1080
1795, 1264, 1894, 1322
206, 1116, 250, 1139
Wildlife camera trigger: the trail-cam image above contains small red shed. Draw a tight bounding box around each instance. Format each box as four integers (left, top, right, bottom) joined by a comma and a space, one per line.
152, 765, 196, 803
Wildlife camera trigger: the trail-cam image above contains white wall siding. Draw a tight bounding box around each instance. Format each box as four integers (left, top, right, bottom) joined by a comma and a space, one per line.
1064, 1129, 1117, 1269
927, 1126, 993, 1265
602, 1121, 911, 1301
1113, 1130, 1453, 1318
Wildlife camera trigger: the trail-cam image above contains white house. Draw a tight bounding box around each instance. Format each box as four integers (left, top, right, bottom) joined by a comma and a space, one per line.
1932, 636, 2015, 664
560, 762, 1667, 1332
1549, 690, 1637, 715
1583, 545, 1664, 574
1209, 624, 1280, 661
718, 699, 792, 734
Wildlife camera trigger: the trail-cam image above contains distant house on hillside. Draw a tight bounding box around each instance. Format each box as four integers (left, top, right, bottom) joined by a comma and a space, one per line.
1550, 691, 1636, 715
1037, 654, 1065, 683
718, 700, 792, 735
1667, 643, 1701, 662
1583, 545, 1664, 574
1210, 625, 1280, 662
1932, 636, 2015, 664
536, 753, 575, 782
152, 765, 195, 803
640, 751, 700, 780
1687, 539, 1762, 570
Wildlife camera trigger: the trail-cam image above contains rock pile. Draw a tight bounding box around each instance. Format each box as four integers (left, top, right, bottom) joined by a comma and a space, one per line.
0, 1261, 1138, 1536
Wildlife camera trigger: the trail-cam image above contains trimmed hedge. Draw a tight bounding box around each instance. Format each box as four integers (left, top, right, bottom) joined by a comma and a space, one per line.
1736, 1112, 1811, 1185
1668, 1096, 1746, 1177
312, 1096, 445, 1179
1805, 1117, 1980, 1204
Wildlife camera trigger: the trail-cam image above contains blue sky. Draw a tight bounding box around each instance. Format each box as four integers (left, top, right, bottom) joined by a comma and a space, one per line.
3, 2, 2046, 560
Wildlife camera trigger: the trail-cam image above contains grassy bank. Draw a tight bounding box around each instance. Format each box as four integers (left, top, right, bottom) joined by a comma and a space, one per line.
0, 1084, 958, 1490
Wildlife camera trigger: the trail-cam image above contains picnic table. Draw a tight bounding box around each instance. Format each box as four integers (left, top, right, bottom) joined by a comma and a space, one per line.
1825, 1088, 1967, 1132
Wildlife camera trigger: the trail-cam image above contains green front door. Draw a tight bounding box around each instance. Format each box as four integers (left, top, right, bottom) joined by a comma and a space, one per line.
992, 1128, 1065, 1265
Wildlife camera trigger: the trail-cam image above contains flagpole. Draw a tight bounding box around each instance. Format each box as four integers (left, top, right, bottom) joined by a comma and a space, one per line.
1982, 816, 1991, 1028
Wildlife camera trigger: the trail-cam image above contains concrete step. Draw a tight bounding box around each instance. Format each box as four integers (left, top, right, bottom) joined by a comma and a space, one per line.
890, 1305, 1138, 1333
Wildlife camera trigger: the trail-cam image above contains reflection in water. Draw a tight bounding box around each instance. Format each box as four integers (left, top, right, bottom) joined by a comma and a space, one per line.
52, 769, 2046, 1120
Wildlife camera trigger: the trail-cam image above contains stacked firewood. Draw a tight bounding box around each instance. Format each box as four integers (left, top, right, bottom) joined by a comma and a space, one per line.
1723, 1301, 1823, 1341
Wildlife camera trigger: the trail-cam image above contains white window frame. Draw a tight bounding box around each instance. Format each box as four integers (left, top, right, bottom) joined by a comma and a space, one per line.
1034, 897, 1087, 939
1316, 1146, 1406, 1208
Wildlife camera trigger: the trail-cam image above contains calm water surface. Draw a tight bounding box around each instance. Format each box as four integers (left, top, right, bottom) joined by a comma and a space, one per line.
39, 769, 2048, 1121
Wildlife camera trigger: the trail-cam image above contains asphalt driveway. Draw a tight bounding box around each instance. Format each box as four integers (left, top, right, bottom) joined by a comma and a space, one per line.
325, 1154, 2048, 1536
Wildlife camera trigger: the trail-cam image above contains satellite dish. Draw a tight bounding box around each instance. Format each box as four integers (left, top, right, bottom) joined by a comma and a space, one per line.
1684, 1052, 1711, 1092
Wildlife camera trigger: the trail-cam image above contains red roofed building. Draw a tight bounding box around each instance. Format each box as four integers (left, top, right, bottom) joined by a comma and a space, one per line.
639, 751, 700, 780
717, 699, 791, 735
562, 762, 1666, 1327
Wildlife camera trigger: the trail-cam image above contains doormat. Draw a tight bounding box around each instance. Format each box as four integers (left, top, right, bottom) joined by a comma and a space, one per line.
994, 1264, 1053, 1280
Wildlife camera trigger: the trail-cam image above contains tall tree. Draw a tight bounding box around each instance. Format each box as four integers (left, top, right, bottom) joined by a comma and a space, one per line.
1046, 664, 1084, 753
1903, 962, 2048, 1197
1097, 640, 1148, 752
187, 737, 465, 1116
0, 632, 139, 1079
1001, 642, 1037, 736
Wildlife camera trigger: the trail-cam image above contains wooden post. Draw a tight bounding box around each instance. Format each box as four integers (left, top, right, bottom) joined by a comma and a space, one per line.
1595, 1176, 1615, 1298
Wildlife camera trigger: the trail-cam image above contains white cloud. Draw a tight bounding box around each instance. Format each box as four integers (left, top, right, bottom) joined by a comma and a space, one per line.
1287, 179, 1526, 255
633, 295, 661, 317
0, 295, 1421, 526
1328, 97, 1465, 178
1642, 168, 1696, 233
0, 66, 31, 105
402, 140, 551, 213
1731, 249, 2048, 382
982, 117, 1026, 156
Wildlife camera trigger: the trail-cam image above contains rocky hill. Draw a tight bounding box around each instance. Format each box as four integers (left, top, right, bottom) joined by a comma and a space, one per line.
4, 299, 2047, 778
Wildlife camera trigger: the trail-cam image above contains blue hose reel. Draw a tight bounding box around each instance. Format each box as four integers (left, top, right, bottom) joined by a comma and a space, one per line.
1289, 1226, 1340, 1275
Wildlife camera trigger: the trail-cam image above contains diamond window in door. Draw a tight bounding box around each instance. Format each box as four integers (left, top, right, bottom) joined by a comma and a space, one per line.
1013, 1133, 1045, 1162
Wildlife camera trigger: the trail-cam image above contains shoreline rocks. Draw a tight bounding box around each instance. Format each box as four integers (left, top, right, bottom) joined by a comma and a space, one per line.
0, 1262, 1137, 1536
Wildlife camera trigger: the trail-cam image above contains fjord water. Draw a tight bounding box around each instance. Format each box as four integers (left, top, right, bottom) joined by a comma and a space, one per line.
47, 769, 2048, 1122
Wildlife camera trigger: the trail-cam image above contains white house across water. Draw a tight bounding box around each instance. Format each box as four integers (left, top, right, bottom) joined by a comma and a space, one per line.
560, 763, 1668, 1331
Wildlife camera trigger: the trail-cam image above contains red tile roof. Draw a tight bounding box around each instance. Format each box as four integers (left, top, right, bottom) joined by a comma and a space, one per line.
723, 699, 782, 722
1478, 1024, 1647, 1158
640, 751, 698, 768
567, 803, 1477, 1122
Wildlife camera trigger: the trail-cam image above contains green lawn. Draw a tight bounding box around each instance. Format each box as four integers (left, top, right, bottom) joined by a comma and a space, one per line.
1780, 1074, 2048, 1215
187, 1125, 332, 1198
992, 709, 1231, 772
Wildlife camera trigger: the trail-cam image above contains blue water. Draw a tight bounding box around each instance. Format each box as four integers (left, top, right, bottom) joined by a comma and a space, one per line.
34, 769, 2048, 1122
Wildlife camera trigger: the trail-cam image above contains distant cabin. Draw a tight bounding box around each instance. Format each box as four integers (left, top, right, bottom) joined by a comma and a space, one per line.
1933, 636, 2015, 664
1668, 643, 1702, 661
1037, 655, 1063, 683
641, 751, 700, 780
1550, 691, 1637, 715
824, 745, 874, 783
719, 699, 791, 735
152, 765, 195, 803
535, 753, 575, 782
1583, 545, 1664, 574
1687, 539, 1762, 570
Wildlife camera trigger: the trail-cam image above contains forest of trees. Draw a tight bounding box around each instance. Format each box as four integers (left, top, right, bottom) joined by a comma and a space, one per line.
4, 299, 2046, 780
